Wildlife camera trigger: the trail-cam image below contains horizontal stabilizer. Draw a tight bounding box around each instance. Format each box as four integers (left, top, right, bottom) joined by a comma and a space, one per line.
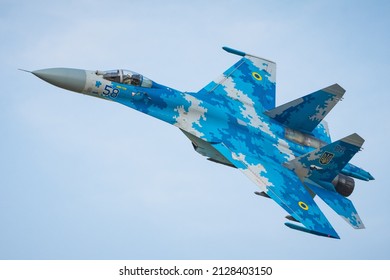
285, 222, 340, 239
342, 163, 375, 181
265, 84, 345, 133
304, 180, 365, 229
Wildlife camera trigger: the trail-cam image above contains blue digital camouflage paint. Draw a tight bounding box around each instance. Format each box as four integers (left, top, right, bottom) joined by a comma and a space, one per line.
29, 47, 374, 239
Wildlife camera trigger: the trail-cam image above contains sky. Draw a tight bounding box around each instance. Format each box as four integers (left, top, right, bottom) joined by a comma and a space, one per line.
1, 0, 389, 259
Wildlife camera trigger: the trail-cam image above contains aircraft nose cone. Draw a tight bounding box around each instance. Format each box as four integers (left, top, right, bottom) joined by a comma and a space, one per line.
32, 68, 86, 93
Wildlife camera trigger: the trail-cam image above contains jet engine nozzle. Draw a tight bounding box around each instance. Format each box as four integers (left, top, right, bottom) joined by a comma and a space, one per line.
332, 174, 355, 197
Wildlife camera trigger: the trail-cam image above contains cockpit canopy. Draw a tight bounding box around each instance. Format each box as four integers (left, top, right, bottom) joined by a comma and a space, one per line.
97, 69, 153, 88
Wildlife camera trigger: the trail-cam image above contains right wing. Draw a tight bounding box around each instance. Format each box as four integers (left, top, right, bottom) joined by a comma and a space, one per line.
211, 142, 340, 239
304, 180, 364, 229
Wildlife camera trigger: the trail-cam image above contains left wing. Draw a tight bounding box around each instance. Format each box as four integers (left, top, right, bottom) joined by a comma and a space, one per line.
211, 142, 340, 239
198, 47, 276, 112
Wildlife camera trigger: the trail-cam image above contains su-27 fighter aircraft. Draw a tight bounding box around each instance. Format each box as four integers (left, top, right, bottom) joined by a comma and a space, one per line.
25, 47, 374, 239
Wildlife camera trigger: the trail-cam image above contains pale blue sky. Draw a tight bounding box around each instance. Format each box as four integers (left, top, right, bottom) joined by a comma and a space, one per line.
1, 0, 389, 259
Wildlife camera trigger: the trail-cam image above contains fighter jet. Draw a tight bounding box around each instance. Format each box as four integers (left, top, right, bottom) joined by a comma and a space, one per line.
25, 47, 374, 239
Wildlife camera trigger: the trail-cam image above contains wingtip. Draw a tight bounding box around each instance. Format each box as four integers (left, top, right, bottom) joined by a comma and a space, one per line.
324, 83, 346, 98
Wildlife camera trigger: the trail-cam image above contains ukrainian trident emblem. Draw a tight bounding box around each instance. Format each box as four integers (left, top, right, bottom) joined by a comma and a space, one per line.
319, 152, 334, 165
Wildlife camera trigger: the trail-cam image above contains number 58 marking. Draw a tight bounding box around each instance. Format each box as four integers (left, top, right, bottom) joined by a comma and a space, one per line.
102, 85, 119, 98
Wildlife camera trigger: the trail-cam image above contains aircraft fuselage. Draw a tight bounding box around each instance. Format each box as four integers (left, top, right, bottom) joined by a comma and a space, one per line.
30, 67, 371, 182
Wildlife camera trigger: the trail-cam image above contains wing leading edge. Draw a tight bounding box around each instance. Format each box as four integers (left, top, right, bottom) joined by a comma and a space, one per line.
211, 142, 340, 239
